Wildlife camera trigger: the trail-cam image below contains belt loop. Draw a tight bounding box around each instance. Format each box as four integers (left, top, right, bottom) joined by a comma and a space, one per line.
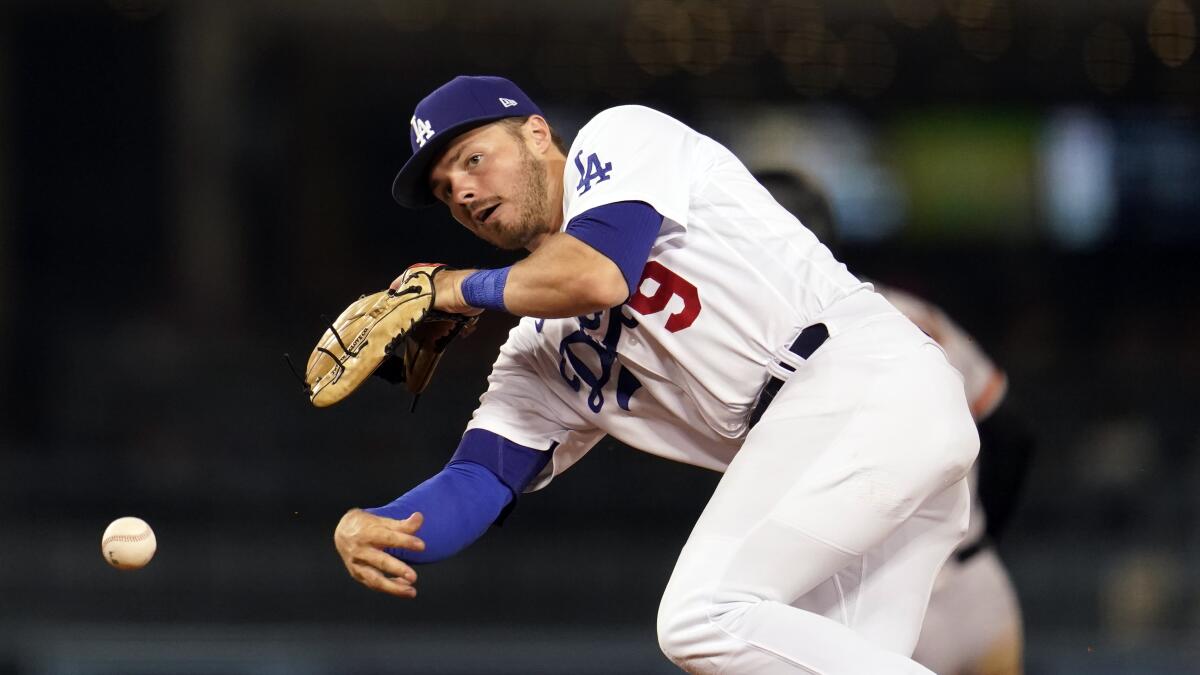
792, 323, 829, 359
748, 323, 829, 430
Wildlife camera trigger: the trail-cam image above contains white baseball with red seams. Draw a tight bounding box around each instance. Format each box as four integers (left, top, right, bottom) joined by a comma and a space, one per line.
101, 516, 157, 570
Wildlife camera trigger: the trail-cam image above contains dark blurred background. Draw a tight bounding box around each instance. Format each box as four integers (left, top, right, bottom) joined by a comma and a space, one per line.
0, 0, 1197, 673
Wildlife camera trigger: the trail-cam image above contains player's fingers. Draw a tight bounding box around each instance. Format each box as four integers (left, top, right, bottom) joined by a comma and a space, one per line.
354, 547, 419, 584
352, 563, 418, 599
391, 511, 424, 534
364, 520, 425, 551
388, 274, 407, 291
340, 545, 416, 592
379, 531, 426, 553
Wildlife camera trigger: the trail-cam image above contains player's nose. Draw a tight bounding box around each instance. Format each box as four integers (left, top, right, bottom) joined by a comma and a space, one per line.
451, 179, 476, 208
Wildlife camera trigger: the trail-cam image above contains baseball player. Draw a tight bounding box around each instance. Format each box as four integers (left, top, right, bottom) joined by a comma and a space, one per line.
333, 75, 979, 674
754, 170, 1035, 675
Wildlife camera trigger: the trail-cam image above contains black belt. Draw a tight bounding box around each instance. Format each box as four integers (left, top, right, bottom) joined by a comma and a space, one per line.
748, 323, 829, 429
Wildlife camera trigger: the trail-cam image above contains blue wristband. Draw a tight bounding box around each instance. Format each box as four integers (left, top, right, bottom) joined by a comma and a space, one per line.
460, 267, 511, 312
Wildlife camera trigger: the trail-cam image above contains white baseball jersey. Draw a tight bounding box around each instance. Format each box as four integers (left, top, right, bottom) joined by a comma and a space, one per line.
466, 105, 873, 489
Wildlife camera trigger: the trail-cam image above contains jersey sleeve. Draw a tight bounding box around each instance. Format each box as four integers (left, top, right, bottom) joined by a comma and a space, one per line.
466, 319, 606, 492
562, 106, 695, 226
564, 201, 663, 296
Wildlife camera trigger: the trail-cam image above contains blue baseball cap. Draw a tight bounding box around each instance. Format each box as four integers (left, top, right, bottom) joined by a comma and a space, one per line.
391, 75, 542, 208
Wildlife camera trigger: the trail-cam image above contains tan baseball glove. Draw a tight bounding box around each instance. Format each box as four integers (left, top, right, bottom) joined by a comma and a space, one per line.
303, 263, 478, 408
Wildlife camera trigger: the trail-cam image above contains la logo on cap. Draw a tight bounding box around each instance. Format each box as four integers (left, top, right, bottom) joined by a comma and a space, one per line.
499, 97, 518, 108
411, 116, 435, 147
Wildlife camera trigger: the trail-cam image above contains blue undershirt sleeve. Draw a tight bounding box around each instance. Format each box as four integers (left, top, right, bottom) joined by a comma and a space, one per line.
365, 429, 553, 563
564, 201, 662, 297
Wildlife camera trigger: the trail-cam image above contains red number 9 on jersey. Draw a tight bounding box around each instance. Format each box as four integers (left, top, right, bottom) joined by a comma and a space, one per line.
628, 261, 701, 332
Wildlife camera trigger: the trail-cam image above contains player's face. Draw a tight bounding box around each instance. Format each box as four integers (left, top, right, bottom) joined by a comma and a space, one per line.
428, 122, 555, 251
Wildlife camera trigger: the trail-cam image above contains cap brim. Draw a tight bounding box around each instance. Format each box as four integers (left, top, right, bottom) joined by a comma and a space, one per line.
390, 117, 502, 209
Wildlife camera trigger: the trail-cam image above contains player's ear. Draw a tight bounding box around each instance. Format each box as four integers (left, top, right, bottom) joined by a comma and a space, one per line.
524, 115, 553, 155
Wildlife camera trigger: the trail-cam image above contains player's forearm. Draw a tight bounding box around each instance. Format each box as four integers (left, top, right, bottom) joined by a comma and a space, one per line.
435, 234, 628, 318
367, 461, 513, 563
506, 234, 630, 316
366, 429, 552, 563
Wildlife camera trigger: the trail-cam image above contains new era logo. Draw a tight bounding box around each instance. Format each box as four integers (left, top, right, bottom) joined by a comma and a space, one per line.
499, 97, 518, 108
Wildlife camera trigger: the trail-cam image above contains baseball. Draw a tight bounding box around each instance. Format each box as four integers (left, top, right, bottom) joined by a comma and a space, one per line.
101, 516, 157, 570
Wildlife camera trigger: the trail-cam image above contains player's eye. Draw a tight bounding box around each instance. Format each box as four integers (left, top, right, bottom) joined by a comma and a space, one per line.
467, 154, 482, 167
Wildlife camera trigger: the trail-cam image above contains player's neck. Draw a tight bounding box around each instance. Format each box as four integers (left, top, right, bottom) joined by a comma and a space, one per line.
526, 153, 567, 252
548, 153, 565, 225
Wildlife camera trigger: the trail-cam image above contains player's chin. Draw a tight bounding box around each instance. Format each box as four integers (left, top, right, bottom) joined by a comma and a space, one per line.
489, 222, 535, 251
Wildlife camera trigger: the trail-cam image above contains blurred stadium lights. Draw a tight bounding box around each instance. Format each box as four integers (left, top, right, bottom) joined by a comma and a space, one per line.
1147, 0, 1196, 67
622, 0, 740, 79
1085, 21, 1136, 94
122, 0, 1200, 108
889, 110, 1038, 242
1039, 109, 1117, 250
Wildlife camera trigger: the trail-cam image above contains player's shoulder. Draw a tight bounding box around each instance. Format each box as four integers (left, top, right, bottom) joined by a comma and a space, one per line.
587, 104, 681, 125
576, 105, 690, 142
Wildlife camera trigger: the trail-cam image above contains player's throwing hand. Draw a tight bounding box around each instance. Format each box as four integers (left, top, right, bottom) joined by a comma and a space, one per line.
333, 509, 425, 598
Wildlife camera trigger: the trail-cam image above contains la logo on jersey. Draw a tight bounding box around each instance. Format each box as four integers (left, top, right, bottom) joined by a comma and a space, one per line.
574, 150, 613, 195
540, 308, 643, 414
411, 116, 435, 147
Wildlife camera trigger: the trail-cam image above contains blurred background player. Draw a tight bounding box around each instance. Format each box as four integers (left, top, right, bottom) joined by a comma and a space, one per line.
754, 169, 1037, 675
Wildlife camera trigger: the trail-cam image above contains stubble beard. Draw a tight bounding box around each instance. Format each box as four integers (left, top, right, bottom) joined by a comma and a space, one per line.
493, 143, 553, 251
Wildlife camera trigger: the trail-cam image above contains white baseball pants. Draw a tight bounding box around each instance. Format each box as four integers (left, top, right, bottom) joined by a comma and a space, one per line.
912, 545, 1023, 675
657, 309, 979, 674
